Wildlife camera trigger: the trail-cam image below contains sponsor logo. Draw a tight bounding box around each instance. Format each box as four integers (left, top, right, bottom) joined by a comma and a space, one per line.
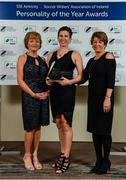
0, 74, 7, 80
0, 74, 16, 81
84, 50, 94, 57
70, 26, 79, 34
23, 25, 36, 32
108, 38, 125, 45
4, 61, 16, 69
42, 26, 57, 33
0, 26, 16, 32
108, 38, 115, 44
0, 26, 6, 32
0, 50, 7, 56
109, 25, 122, 33
111, 50, 121, 58
42, 26, 49, 32
84, 26, 92, 33
47, 37, 58, 45
4, 37, 17, 45
42, 50, 49, 56
0, 50, 16, 57
84, 26, 100, 33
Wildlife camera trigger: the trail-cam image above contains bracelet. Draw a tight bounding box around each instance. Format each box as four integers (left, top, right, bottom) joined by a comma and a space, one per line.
105, 95, 111, 99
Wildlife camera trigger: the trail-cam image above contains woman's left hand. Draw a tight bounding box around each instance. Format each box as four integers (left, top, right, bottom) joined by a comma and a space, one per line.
103, 98, 111, 113
56, 77, 71, 86
38, 91, 49, 100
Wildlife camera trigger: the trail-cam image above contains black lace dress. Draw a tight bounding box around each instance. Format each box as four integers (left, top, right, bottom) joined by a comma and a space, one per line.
22, 54, 49, 131
49, 51, 76, 127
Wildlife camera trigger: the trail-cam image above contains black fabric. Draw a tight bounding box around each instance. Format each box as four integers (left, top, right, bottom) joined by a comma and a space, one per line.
102, 135, 112, 161
92, 134, 102, 162
49, 51, 76, 127
83, 52, 116, 134
22, 54, 49, 131
92, 134, 112, 164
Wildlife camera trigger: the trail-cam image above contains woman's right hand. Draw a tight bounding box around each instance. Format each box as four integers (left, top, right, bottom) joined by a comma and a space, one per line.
46, 78, 53, 86
32, 92, 48, 100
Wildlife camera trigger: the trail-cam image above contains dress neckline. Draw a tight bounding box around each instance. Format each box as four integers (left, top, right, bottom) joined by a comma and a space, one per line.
56, 50, 71, 60
94, 52, 106, 61
26, 53, 38, 59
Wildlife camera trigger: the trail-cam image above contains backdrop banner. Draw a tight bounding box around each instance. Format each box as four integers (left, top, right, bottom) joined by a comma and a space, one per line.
0, 1, 126, 85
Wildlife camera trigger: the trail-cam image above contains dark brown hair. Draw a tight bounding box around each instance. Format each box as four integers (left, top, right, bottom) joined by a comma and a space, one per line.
24, 31, 42, 49
90, 31, 108, 46
58, 26, 73, 38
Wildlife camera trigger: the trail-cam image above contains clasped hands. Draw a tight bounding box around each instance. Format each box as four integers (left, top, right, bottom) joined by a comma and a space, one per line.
33, 91, 49, 100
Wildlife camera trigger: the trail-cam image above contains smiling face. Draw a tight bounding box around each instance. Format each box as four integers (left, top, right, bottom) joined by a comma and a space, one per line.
24, 32, 42, 50
92, 36, 106, 53
27, 38, 41, 52
58, 30, 71, 48
90, 31, 108, 54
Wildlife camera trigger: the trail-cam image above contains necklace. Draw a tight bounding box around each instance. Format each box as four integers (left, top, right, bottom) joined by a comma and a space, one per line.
57, 50, 69, 58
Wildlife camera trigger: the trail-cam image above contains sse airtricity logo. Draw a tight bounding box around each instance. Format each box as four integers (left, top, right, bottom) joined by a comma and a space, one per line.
0, 26, 7, 32
42, 51, 49, 56
0, 74, 7, 81
47, 37, 58, 45
23, 25, 36, 32
109, 26, 122, 34
111, 50, 121, 58
42, 26, 57, 33
108, 38, 125, 45
0, 26, 16, 32
84, 51, 94, 57
70, 26, 79, 34
4, 61, 16, 69
4, 37, 17, 45
84, 26, 100, 33
0, 50, 7, 57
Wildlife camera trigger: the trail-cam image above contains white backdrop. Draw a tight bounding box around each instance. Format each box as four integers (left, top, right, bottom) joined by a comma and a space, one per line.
0, 0, 126, 85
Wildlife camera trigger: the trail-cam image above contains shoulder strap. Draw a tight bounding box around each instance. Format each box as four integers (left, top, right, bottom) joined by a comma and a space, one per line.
103, 52, 109, 58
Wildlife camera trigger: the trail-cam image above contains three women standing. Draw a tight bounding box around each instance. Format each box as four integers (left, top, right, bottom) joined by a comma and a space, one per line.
17, 28, 116, 175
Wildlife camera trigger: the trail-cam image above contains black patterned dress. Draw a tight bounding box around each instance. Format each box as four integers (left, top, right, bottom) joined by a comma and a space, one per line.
22, 54, 49, 131
49, 51, 76, 127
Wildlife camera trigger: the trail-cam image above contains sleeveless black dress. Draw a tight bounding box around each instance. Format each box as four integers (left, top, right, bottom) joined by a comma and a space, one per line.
84, 52, 116, 135
22, 54, 49, 131
49, 51, 76, 127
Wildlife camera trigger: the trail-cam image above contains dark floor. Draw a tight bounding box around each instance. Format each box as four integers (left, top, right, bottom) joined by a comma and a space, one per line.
0, 141, 126, 165
0, 142, 126, 179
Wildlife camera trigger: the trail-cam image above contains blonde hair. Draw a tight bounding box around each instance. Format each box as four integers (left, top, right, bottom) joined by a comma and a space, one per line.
24, 31, 42, 49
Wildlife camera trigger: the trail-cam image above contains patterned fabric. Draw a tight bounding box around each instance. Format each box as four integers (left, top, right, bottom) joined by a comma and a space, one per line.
22, 54, 49, 131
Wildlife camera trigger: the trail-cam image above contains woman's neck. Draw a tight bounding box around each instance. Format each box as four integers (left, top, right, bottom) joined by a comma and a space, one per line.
58, 47, 69, 52
57, 47, 69, 58
27, 50, 38, 57
95, 51, 105, 59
